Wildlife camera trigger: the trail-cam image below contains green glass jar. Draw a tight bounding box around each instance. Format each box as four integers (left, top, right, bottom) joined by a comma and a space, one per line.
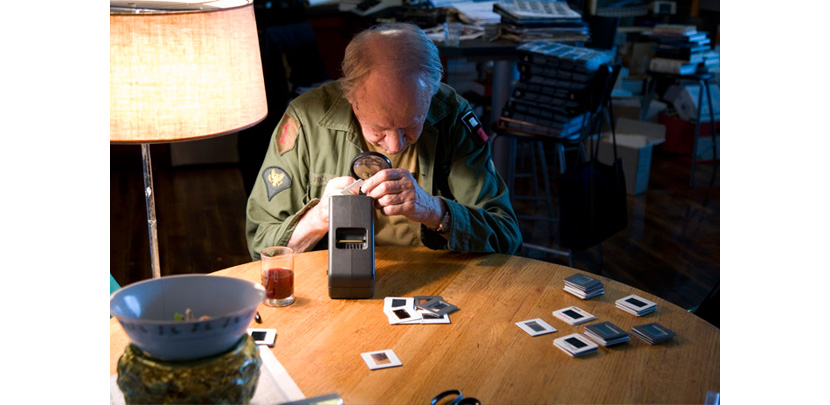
116, 335, 261, 404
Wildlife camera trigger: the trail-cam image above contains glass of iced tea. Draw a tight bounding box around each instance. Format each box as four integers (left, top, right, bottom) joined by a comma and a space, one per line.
260, 246, 295, 307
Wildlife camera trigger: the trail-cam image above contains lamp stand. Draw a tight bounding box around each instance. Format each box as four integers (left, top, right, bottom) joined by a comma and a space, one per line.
112, 1, 266, 282
141, 144, 161, 279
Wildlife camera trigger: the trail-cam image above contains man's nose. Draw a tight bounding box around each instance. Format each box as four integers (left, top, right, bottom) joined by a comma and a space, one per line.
385, 129, 406, 154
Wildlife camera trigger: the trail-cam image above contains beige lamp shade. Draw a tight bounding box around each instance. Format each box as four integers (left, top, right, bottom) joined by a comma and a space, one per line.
110, 0, 267, 143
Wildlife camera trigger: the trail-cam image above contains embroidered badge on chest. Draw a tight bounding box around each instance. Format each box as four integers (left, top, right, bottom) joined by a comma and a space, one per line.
262, 166, 291, 200
461, 110, 489, 145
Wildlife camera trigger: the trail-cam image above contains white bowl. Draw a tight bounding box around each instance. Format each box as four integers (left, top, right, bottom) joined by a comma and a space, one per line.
110, 274, 265, 361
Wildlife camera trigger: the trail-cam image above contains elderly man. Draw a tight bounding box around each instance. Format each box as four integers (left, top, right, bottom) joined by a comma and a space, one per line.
246, 22, 521, 259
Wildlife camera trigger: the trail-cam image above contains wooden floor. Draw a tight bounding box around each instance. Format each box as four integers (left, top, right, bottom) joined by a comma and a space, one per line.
511, 141, 720, 316
110, 142, 719, 323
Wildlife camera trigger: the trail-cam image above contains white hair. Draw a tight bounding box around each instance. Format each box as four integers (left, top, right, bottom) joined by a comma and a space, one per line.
340, 22, 443, 101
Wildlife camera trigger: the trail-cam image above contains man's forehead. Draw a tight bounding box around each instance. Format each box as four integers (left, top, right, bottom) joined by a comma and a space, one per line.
361, 69, 429, 97
355, 102, 426, 129
353, 76, 430, 127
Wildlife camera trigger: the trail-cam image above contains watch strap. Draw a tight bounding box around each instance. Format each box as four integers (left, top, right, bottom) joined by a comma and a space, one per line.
433, 199, 451, 234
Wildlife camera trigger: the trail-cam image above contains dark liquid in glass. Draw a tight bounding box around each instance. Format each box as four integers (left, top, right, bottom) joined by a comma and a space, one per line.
263, 267, 293, 299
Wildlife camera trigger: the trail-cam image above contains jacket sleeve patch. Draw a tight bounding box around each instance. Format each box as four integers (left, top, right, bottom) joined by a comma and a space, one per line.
262, 166, 292, 200
461, 110, 488, 146
276, 114, 300, 155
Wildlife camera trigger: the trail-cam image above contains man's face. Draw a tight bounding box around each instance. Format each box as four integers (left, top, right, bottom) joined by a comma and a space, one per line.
349, 70, 431, 155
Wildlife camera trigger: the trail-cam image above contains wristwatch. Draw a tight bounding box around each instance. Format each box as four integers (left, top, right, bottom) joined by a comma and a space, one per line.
433, 200, 451, 234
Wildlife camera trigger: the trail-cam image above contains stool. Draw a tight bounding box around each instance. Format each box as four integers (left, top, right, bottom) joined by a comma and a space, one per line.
493, 63, 622, 267
493, 129, 596, 268
641, 71, 719, 188
509, 138, 560, 225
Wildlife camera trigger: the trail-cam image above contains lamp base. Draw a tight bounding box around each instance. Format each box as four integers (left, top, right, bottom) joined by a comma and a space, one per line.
116, 335, 261, 404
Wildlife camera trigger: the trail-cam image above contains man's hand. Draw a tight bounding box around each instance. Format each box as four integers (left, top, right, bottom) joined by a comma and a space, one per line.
360, 169, 444, 229
287, 176, 354, 252
313, 176, 357, 228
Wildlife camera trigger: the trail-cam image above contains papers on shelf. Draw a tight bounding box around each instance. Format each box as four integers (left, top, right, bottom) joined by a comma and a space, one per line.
431, 0, 473, 8
494, 0, 583, 24
424, 24, 485, 43
109, 346, 305, 405
307, 0, 339, 6
451, 1, 502, 25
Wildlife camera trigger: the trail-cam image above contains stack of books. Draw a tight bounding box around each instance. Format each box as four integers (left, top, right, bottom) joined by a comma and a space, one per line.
493, 0, 589, 43
647, 24, 712, 75
702, 48, 720, 72
496, 41, 612, 140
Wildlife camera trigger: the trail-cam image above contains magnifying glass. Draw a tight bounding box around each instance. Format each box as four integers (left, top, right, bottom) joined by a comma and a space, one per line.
342, 152, 392, 195
351, 151, 392, 180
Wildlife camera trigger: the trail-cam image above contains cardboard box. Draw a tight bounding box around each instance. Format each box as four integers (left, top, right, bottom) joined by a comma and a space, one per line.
611, 97, 667, 123
621, 76, 647, 95
611, 67, 646, 97
599, 135, 653, 195
616, 117, 666, 144
623, 41, 656, 76
591, 118, 666, 195
663, 83, 720, 122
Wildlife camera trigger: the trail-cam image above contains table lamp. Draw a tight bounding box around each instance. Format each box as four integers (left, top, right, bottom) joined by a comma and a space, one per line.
110, 0, 267, 279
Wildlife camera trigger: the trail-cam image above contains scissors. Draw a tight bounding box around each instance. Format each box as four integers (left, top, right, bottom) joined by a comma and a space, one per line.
430, 389, 481, 405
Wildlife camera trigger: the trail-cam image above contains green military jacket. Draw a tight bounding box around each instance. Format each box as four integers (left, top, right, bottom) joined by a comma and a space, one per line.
245, 81, 522, 259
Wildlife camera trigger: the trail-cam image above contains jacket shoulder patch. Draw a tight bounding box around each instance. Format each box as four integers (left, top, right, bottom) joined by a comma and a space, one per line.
262, 166, 291, 200
461, 110, 488, 146
276, 114, 300, 155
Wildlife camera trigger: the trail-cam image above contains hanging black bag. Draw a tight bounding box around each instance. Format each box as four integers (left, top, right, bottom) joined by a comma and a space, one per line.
558, 65, 628, 251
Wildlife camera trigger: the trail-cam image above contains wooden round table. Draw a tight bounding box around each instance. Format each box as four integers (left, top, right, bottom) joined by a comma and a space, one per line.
110, 246, 719, 403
